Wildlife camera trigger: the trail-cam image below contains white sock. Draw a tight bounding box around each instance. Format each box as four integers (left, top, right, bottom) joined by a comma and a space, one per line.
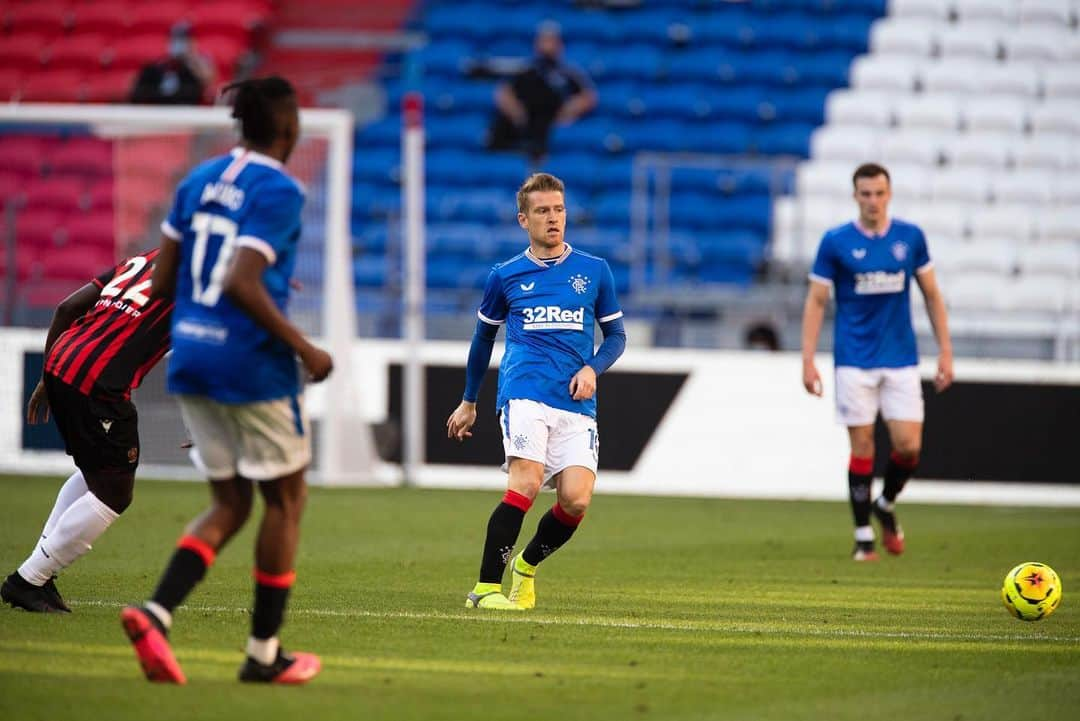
246, 636, 280, 665
876, 496, 895, 513
854, 525, 875, 543
42, 471, 89, 539
144, 601, 173, 630
18, 492, 119, 586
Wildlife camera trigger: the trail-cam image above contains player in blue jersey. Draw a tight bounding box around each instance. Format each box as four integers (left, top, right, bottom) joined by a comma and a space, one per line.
801, 163, 953, 561
120, 77, 331, 685
447, 173, 627, 610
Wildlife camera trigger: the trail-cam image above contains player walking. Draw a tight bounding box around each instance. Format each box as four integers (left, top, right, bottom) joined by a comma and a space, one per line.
447, 173, 626, 610
120, 77, 332, 685
2, 250, 172, 613
801, 163, 953, 561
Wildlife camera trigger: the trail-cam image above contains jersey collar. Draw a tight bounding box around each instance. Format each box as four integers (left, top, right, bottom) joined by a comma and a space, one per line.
525, 243, 573, 268
854, 218, 891, 240
230, 146, 284, 170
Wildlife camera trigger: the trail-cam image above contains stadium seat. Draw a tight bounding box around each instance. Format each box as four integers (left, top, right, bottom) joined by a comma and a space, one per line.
5, 1, 70, 38
895, 94, 962, 131
0, 69, 23, 101
109, 33, 169, 71
129, 3, 192, 36
0, 34, 48, 73
982, 63, 1042, 97
1042, 66, 1080, 99
930, 168, 993, 204
49, 138, 115, 177
66, 211, 117, 251
953, 0, 1018, 24
962, 95, 1029, 134
1003, 26, 1075, 62
1018, 0, 1076, 26
83, 68, 137, 103
1004, 274, 1070, 313
20, 70, 86, 102
886, 163, 933, 200
1012, 134, 1075, 170
849, 55, 920, 92
1036, 208, 1080, 242
948, 132, 1015, 169
23, 177, 88, 214
946, 270, 1010, 311
869, 17, 939, 57
15, 208, 68, 247
881, 129, 950, 166
38, 245, 116, 283
1030, 100, 1080, 134
888, 0, 951, 21
197, 33, 249, 76
810, 126, 881, 163
45, 34, 111, 72
923, 59, 990, 95
939, 22, 1003, 60
825, 89, 895, 128
932, 238, 1016, 275
1017, 242, 1080, 278
189, 1, 265, 41
919, 203, 971, 238
796, 161, 854, 198
86, 179, 115, 212
70, 1, 131, 36
992, 170, 1054, 205
969, 204, 1039, 242
1050, 175, 1080, 205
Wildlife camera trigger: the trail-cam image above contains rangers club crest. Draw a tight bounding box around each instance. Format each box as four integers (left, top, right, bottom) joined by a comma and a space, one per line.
513, 434, 529, 451
569, 274, 590, 294
891, 242, 908, 262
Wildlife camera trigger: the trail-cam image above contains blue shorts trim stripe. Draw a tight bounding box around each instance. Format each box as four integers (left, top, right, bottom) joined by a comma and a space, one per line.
289, 395, 304, 437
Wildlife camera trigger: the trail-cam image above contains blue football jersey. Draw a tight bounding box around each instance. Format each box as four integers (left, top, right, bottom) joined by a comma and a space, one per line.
162, 148, 305, 403
478, 244, 623, 418
810, 219, 932, 369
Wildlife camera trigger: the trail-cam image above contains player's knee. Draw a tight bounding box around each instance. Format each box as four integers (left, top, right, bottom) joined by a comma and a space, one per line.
892, 439, 921, 461
558, 495, 590, 518
85, 471, 134, 514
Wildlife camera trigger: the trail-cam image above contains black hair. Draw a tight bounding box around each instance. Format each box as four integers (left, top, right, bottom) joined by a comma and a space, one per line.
222, 76, 296, 148
852, 162, 890, 188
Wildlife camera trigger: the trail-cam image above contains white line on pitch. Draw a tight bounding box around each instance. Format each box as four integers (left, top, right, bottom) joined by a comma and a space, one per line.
66, 599, 1079, 645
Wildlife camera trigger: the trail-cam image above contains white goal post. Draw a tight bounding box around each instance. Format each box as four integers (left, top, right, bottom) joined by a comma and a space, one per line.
0, 102, 379, 485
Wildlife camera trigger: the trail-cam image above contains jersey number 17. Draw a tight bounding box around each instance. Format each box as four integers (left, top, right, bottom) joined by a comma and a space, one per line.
189, 211, 238, 307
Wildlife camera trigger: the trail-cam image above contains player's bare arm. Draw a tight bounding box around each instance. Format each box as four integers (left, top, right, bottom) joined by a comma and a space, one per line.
27, 282, 101, 424
447, 400, 478, 442
223, 247, 333, 382
150, 234, 181, 301
569, 365, 597, 401
915, 268, 954, 393
800, 280, 830, 397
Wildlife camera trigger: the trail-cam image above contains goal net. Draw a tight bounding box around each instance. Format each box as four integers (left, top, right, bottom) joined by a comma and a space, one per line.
0, 103, 378, 485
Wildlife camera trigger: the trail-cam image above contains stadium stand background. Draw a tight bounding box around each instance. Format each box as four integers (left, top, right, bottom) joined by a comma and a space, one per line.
1, 0, 1077, 361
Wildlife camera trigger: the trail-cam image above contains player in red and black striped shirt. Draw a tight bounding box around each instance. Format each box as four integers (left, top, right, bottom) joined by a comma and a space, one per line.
2, 249, 173, 614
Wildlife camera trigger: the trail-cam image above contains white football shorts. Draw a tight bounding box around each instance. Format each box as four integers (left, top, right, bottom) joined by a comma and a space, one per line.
177, 394, 311, 482
499, 398, 599, 486
834, 365, 924, 427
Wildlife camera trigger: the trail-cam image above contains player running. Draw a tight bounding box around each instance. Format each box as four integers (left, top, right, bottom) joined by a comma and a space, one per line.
447, 173, 626, 610
2, 250, 172, 613
120, 76, 332, 685
801, 163, 953, 562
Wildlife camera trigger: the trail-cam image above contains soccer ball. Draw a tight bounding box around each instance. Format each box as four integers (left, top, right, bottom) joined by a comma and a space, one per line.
1001, 562, 1062, 621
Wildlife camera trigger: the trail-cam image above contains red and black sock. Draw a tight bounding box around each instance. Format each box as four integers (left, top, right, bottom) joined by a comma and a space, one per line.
252, 569, 294, 640
150, 535, 215, 613
883, 451, 918, 502
848, 455, 874, 528
478, 490, 531, 584
522, 503, 584, 566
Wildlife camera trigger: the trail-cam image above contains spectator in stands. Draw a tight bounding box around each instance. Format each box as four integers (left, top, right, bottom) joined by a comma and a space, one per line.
744, 322, 781, 351
129, 22, 216, 105
485, 22, 597, 163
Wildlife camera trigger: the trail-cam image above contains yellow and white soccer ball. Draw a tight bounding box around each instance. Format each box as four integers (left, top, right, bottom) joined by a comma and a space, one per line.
1001, 562, 1062, 621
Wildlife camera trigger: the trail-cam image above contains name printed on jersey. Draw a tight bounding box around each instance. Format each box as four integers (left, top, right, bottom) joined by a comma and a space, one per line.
854, 270, 906, 295
175, 319, 228, 344
521, 304, 585, 331
199, 181, 245, 211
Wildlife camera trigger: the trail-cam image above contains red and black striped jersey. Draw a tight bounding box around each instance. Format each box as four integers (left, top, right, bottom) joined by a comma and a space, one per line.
44, 248, 173, 401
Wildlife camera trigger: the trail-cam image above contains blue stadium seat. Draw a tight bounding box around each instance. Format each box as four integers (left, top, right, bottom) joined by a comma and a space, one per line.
593, 192, 632, 227
429, 82, 497, 115
706, 85, 767, 123
352, 147, 399, 184
415, 40, 473, 79
354, 255, 390, 288
695, 230, 766, 265
353, 226, 389, 255
821, 14, 872, 53
691, 8, 754, 47
768, 87, 830, 124
798, 50, 856, 87
424, 112, 486, 150
620, 9, 679, 45
681, 121, 753, 154
595, 81, 642, 118
355, 117, 399, 147
549, 117, 616, 153
587, 44, 664, 81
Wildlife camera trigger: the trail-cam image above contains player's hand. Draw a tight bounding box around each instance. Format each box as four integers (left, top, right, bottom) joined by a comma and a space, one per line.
802, 360, 823, 397
300, 345, 334, 383
569, 365, 597, 401
447, 400, 477, 442
934, 352, 954, 393
26, 379, 49, 424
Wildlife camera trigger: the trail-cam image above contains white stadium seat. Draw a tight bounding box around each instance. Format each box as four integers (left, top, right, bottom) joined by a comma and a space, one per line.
889, 0, 953, 21
1030, 100, 1080, 134
770, 195, 800, 263
939, 22, 1004, 60
933, 238, 1017, 275
946, 271, 1011, 311
895, 94, 962, 131
954, 0, 1019, 24
1050, 175, 1080, 205
886, 163, 933, 201
796, 162, 856, 198
882, 129, 951, 166
850, 55, 921, 93
810, 126, 882, 164
919, 202, 973, 238
1012, 134, 1075, 170
1042, 66, 1080, 98
992, 170, 1054, 205
1036, 208, 1080, 242
930, 167, 994, 204
923, 59, 989, 94
870, 17, 940, 57
969, 204, 1039, 242
824, 89, 895, 129
948, 131, 1016, 169
962, 95, 1030, 134
1018, 0, 1076, 27
1004, 274, 1070, 313
1002, 26, 1076, 62
1017, 241, 1080, 277
982, 63, 1042, 97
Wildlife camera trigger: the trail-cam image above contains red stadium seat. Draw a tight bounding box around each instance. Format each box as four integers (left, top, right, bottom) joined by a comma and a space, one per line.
0, 68, 23, 101
86, 178, 116, 211
66, 210, 117, 251
128, 2, 192, 36
0, 170, 24, 206
20, 69, 87, 102
189, 2, 264, 41
0, 137, 48, 176
108, 32, 168, 71
196, 33, 247, 76
0, 242, 42, 282
38, 244, 115, 283
48, 137, 114, 176
0, 34, 49, 73
45, 33, 111, 71
22, 177, 88, 214
69, 1, 131, 36
5, 1, 71, 38
15, 208, 68, 247
83, 68, 136, 103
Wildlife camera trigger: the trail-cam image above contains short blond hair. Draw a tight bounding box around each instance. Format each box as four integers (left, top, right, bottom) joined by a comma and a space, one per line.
516, 172, 565, 213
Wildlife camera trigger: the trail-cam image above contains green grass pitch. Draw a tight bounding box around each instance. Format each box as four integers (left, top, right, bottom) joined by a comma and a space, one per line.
0, 474, 1077, 720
